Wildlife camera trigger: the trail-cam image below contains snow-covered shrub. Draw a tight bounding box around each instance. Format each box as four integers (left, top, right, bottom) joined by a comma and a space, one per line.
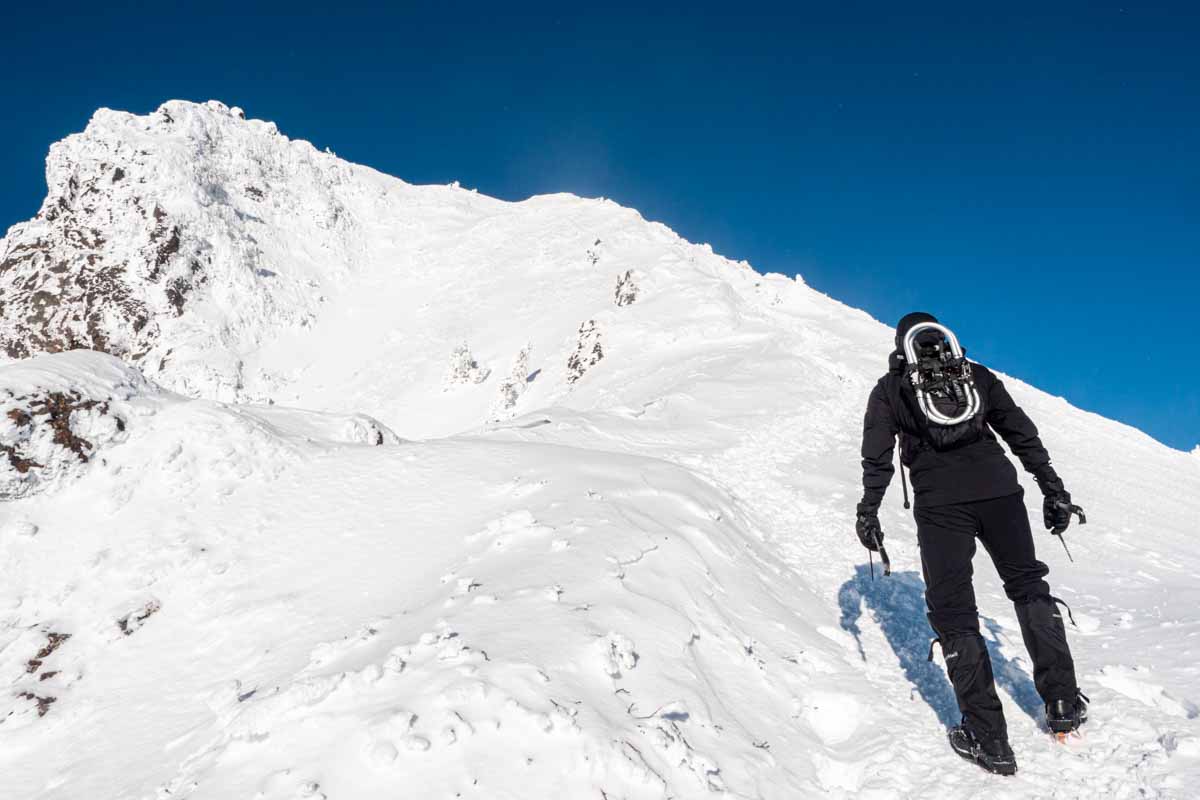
493, 345, 532, 417
444, 343, 490, 387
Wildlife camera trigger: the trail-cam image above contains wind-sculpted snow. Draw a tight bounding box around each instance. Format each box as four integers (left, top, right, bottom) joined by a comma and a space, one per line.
0, 367, 832, 797
0, 102, 1198, 798
0, 352, 398, 502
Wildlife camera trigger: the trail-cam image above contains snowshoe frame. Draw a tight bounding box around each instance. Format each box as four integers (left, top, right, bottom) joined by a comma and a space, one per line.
901, 321, 982, 427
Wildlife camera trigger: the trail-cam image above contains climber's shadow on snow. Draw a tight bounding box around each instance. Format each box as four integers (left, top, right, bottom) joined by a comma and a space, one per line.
838, 565, 1042, 729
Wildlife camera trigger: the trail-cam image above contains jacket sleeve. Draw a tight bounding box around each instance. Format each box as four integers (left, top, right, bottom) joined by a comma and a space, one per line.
859, 381, 897, 514
982, 368, 1060, 490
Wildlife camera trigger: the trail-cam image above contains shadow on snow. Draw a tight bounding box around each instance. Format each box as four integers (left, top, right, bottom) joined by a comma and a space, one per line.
838, 564, 1043, 730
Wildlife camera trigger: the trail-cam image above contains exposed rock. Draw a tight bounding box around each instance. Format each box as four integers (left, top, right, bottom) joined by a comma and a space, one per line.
0, 352, 141, 499
614, 270, 638, 306
0, 389, 123, 499
25, 632, 70, 675
566, 321, 603, 385
16, 691, 56, 718
117, 600, 162, 636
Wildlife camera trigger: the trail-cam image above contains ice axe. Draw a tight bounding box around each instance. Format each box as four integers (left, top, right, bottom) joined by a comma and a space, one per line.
868, 530, 892, 580
1050, 502, 1087, 562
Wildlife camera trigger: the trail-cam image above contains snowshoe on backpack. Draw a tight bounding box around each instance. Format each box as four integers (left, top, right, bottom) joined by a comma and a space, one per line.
900, 321, 982, 427
1047, 690, 1089, 738
948, 724, 1017, 776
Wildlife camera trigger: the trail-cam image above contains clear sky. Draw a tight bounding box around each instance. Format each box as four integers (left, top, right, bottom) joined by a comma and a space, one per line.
3, 2, 1197, 449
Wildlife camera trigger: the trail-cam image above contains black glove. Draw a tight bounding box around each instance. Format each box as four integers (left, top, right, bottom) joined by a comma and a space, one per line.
855, 509, 884, 552
1035, 471, 1085, 534
1042, 488, 1073, 532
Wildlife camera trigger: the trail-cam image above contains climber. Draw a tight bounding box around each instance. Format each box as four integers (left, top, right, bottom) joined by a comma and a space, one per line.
855, 311, 1088, 775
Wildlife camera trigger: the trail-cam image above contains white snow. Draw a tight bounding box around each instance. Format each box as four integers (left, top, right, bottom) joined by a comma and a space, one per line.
0, 101, 1197, 799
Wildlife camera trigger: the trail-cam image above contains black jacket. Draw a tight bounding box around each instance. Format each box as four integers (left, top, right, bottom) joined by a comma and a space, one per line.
859, 353, 1060, 511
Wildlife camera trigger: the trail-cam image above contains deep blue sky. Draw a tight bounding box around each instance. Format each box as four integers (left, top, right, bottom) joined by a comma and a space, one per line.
3, 2, 1197, 449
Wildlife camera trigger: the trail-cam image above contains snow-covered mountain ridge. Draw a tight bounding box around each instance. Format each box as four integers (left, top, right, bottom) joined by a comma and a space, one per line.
0, 99, 797, 426
1, 102, 1197, 799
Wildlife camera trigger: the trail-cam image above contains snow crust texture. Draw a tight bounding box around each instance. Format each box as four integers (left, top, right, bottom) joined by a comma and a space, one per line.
1, 102, 1198, 799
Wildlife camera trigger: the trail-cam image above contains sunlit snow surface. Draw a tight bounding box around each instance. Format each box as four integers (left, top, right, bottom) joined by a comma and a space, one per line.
1, 102, 1198, 799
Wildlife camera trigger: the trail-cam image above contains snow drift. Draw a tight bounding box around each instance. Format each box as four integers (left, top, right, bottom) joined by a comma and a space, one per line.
1, 101, 1197, 799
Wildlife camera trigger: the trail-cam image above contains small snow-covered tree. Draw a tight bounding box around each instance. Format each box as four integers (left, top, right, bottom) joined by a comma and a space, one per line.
444, 343, 490, 388
492, 345, 533, 418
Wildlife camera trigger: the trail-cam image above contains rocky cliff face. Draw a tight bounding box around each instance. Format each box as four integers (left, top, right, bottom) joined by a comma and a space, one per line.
0, 117, 172, 360
0, 101, 374, 400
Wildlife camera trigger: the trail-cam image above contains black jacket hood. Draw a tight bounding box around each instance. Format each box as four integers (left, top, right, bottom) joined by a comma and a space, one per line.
890, 311, 939, 373
894, 311, 939, 348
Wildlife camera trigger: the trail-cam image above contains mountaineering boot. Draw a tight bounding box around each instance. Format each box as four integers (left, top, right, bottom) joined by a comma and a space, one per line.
948, 724, 1017, 776
1046, 690, 1089, 735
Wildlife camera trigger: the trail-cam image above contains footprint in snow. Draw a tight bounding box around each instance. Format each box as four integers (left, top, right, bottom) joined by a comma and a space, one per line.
487, 478, 549, 499
365, 739, 398, 766
302, 623, 383, 672
256, 769, 326, 799
441, 574, 484, 606
362, 708, 432, 765
465, 510, 554, 551
798, 690, 862, 745
0, 518, 38, 538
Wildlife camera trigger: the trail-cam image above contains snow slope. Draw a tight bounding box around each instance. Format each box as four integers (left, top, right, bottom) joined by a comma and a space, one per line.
1, 102, 1198, 799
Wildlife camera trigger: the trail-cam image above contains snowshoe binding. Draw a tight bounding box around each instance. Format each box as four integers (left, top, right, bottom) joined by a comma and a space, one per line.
1047, 690, 1089, 741
948, 724, 1017, 776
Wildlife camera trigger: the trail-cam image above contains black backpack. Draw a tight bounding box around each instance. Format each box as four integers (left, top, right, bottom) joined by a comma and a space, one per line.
887, 320, 989, 460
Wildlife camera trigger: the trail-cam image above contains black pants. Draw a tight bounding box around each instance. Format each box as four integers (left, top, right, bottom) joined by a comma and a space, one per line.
916, 490, 1077, 740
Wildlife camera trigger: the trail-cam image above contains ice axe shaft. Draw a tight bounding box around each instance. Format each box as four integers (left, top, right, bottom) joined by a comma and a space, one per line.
1051, 503, 1086, 563
869, 531, 891, 579
1054, 532, 1074, 562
